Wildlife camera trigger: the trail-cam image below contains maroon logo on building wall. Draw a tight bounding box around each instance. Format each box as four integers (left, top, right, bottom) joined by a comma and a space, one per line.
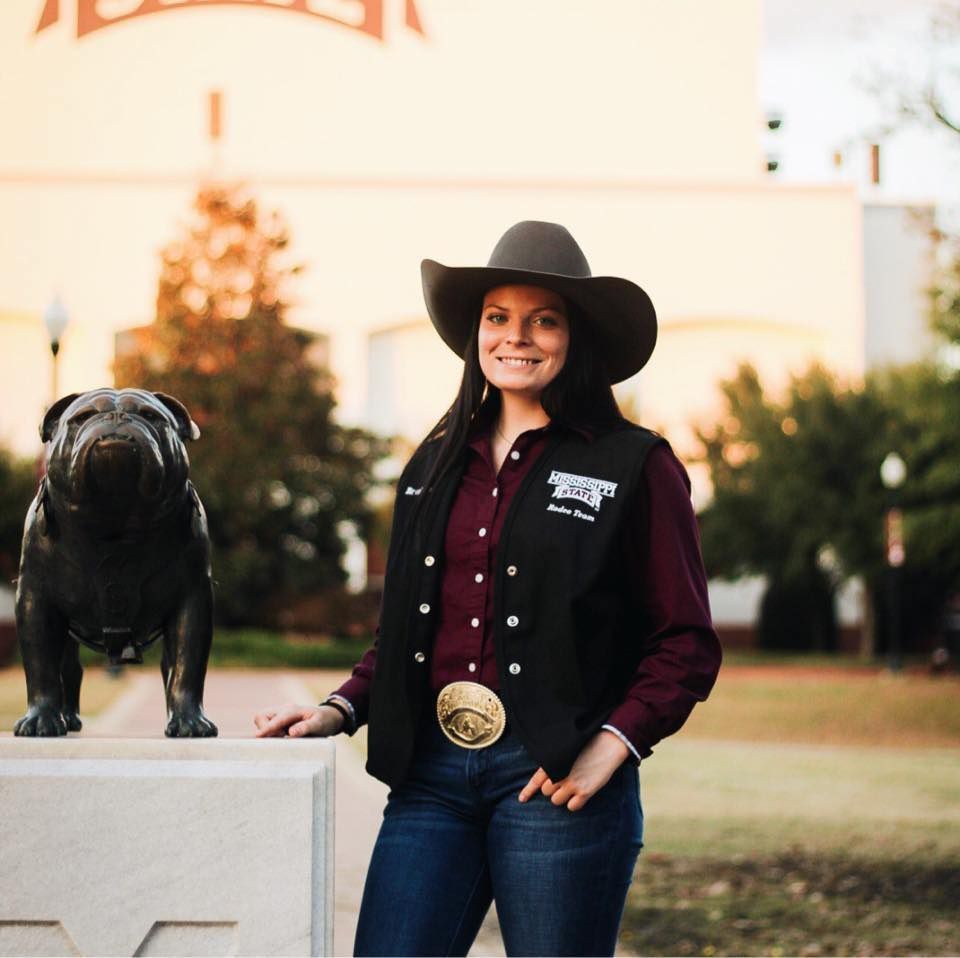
35, 0, 425, 42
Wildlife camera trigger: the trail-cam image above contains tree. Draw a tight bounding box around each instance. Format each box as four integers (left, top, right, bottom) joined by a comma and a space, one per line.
696, 364, 893, 652
867, 360, 960, 644
868, 41, 960, 642
698, 356, 960, 655
0, 448, 38, 582
869, 7, 960, 141
115, 185, 389, 625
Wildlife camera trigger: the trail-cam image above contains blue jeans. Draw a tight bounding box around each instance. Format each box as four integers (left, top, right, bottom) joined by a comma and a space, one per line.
354, 720, 643, 957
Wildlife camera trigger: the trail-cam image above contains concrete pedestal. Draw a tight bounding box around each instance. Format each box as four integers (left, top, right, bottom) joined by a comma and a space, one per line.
0, 738, 335, 957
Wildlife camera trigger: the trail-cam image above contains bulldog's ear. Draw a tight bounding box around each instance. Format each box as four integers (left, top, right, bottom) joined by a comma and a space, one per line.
153, 392, 201, 441
40, 393, 81, 442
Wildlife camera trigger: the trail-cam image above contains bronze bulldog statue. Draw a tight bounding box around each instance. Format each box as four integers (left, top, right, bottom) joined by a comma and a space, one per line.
14, 388, 217, 737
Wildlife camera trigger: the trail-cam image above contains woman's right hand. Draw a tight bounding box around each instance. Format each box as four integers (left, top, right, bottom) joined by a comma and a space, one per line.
253, 703, 345, 738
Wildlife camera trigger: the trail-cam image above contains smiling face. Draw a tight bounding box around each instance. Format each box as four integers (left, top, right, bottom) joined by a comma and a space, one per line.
477, 284, 570, 403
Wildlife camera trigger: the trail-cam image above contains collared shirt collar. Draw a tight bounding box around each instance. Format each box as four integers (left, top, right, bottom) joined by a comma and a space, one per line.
466, 410, 593, 459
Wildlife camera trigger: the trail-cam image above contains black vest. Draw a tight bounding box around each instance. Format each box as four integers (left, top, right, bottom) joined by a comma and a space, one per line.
367, 423, 664, 787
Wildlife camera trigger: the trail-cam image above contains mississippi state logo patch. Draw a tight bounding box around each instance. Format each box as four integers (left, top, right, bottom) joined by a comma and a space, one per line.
546, 470, 617, 523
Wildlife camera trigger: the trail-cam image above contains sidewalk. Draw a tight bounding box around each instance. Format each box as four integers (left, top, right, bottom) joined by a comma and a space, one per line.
85, 668, 504, 957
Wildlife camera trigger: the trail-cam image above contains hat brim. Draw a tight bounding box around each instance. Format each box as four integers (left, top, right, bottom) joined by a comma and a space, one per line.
420, 261, 657, 384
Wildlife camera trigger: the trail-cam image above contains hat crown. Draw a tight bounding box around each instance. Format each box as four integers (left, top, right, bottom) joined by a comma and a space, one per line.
486, 221, 592, 279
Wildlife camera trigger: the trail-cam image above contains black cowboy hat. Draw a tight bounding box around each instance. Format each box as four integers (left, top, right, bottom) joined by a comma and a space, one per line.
420, 220, 657, 384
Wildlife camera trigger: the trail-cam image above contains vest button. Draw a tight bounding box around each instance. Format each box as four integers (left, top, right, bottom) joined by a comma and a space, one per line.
506, 565, 518, 577
508, 662, 521, 675
424, 555, 435, 567
506, 615, 519, 627
414, 652, 426, 663
419, 603, 431, 614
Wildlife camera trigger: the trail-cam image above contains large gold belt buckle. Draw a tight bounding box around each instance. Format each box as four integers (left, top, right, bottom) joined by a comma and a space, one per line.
436, 681, 506, 749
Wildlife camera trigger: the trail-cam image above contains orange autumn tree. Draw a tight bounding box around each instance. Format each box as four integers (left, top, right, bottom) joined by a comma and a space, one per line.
115, 185, 388, 625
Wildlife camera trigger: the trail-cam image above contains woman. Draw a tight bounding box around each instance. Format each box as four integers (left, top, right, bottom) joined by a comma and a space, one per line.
254, 221, 721, 957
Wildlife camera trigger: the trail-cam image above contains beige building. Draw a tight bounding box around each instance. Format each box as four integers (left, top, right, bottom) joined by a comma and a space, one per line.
1, 0, 868, 475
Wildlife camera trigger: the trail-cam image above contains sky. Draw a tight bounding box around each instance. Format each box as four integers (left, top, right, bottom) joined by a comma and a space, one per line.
762, 0, 959, 215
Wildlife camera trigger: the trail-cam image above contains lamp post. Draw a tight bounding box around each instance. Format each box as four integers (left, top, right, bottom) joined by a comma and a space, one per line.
880, 452, 907, 672
43, 295, 70, 406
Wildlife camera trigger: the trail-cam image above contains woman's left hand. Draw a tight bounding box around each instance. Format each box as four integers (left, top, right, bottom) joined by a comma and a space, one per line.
518, 730, 630, 812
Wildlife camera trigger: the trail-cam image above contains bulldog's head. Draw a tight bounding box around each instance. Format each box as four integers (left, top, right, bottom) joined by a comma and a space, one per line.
41, 388, 200, 512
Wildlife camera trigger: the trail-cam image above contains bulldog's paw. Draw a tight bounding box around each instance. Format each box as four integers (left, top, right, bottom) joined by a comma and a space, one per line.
14, 704, 68, 737
165, 706, 218, 738
63, 711, 83, 732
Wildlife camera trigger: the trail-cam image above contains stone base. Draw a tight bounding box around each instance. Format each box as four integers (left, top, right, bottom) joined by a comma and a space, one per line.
0, 738, 335, 957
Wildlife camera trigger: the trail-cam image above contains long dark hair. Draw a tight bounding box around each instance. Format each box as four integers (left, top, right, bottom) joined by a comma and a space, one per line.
419, 296, 627, 494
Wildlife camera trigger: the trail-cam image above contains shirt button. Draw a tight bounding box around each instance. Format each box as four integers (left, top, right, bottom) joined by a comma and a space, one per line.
414, 652, 426, 663
467, 662, 477, 673
506, 565, 518, 577
424, 555, 435, 567
508, 662, 521, 675
419, 603, 430, 614
510, 451, 520, 461
470, 617, 480, 628
507, 615, 519, 627
478, 527, 487, 537
474, 573, 484, 583
492, 488, 498, 497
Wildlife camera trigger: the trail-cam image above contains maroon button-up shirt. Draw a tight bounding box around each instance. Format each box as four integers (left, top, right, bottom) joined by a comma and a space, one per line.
333, 425, 720, 759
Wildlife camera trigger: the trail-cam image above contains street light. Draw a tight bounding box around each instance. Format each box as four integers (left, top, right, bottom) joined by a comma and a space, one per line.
43, 295, 69, 405
880, 451, 907, 672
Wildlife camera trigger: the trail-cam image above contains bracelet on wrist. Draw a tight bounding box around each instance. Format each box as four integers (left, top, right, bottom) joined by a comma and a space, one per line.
321, 698, 355, 735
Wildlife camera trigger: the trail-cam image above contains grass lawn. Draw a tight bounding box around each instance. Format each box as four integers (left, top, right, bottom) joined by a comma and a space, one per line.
680, 665, 960, 748
624, 845, 958, 958
627, 737, 960, 956
619, 668, 960, 957
310, 665, 960, 957
4, 648, 957, 955
0, 666, 131, 732
0, 630, 367, 732
2, 629, 374, 674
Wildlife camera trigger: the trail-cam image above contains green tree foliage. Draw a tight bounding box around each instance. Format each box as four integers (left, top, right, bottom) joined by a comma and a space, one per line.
698, 357, 960, 653
698, 365, 889, 580
0, 449, 38, 583
114, 185, 389, 625
703, 26, 960, 652
931, 233, 960, 344
697, 364, 892, 650
869, 360, 960, 636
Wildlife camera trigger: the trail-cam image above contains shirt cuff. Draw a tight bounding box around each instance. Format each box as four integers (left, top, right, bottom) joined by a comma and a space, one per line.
331, 674, 372, 728
601, 723, 642, 764
323, 694, 357, 735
